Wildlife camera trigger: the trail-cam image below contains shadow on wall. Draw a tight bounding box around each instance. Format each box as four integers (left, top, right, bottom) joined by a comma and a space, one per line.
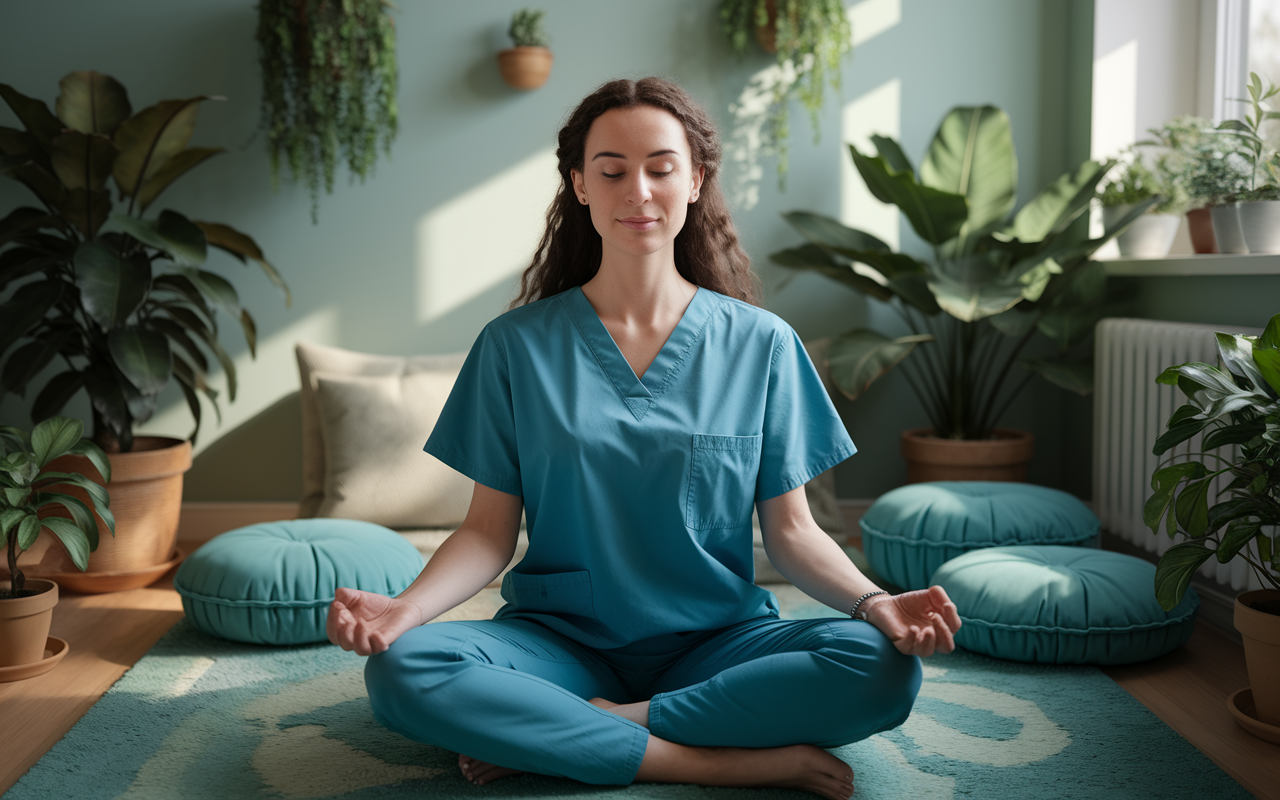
183, 392, 304, 502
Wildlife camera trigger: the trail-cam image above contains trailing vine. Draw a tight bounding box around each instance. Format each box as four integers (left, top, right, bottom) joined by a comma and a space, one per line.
256, 0, 399, 222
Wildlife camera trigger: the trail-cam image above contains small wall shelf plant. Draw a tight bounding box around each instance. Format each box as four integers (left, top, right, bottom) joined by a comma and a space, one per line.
720, 0, 852, 185
498, 8, 553, 90
256, 0, 399, 222
1097, 147, 1190, 259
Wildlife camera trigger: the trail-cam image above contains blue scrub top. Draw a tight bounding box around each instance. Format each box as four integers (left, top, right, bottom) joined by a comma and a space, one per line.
425, 286, 856, 649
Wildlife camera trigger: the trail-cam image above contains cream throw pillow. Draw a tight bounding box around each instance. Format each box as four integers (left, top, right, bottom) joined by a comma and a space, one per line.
313, 372, 474, 528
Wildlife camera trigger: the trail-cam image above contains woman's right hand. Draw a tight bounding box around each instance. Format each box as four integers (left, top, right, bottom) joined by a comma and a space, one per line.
327, 586, 424, 655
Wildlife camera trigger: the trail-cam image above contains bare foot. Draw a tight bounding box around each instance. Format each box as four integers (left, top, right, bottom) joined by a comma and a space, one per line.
458, 753, 525, 785
639, 739, 854, 800
589, 696, 650, 728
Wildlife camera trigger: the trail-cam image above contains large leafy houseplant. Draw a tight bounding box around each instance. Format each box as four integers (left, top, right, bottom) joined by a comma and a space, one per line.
0, 71, 289, 453
1143, 314, 1280, 611
771, 105, 1153, 440
0, 417, 112, 596
720, 0, 852, 185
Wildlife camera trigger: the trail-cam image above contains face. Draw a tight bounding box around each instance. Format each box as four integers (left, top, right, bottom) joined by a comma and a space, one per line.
570, 105, 705, 262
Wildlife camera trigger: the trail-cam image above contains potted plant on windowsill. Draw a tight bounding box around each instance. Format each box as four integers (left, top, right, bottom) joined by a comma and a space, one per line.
1097, 152, 1188, 259
0, 71, 289, 592
1217, 72, 1280, 254
497, 8, 553, 91
0, 417, 112, 680
770, 105, 1152, 481
1144, 314, 1280, 740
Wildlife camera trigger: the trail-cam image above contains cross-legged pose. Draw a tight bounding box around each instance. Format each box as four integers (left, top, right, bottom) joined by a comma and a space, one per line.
327, 77, 961, 800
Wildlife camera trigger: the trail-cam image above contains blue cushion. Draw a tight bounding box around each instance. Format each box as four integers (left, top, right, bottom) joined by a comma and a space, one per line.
860, 482, 1098, 590
931, 545, 1200, 664
174, 519, 424, 645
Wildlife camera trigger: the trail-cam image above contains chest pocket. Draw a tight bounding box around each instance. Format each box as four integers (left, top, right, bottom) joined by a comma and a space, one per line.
686, 433, 763, 530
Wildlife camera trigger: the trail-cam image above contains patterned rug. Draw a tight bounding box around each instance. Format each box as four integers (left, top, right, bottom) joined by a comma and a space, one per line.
9, 585, 1249, 800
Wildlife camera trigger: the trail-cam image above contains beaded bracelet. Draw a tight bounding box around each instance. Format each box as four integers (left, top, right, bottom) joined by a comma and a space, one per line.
849, 590, 888, 621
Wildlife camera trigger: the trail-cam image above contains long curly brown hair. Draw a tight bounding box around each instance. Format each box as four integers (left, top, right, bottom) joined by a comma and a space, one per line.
512, 77, 758, 307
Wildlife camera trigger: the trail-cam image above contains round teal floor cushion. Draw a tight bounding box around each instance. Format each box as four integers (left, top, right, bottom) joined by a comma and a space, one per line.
931, 545, 1200, 664
860, 482, 1098, 590
174, 519, 424, 645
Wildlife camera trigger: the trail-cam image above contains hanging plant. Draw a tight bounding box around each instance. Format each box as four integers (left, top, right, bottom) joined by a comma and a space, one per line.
720, 0, 852, 186
256, 0, 399, 222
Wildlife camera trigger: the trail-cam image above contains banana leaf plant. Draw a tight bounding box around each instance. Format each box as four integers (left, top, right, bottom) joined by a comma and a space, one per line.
0, 71, 289, 452
1, 416, 112, 596
771, 105, 1156, 440
1143, 314, 1280, 611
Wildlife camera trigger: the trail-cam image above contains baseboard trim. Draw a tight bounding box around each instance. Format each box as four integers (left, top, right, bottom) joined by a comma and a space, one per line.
178, 501, 298, 546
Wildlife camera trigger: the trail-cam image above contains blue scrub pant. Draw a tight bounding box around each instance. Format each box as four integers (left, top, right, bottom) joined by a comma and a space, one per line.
365, 615, 922, 786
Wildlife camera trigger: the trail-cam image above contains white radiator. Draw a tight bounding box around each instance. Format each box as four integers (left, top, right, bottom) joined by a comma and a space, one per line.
1093, 317, 1266, 592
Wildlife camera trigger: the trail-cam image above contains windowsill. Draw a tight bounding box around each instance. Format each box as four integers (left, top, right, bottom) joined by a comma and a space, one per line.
1100, 253, 1280, 276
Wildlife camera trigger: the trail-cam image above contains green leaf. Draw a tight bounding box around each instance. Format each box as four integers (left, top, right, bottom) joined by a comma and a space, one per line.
194, 220, 288, 305
1215, 331, 1269, 392
989, 307, 1039, 338
0, 279, 62, 354
82, 365, 133, 452
1154, 541, 1215, 611
170, 361, 204, 444
4, 487, 28, 507
885, 271, 943, 315
56, 71, 132, 136
239, 310, 257, 359
33, 471, 110, 519
68, 439, 110, 484
111, 97, 212, 198
871, 134, 915, 176
152, 273, 216, 327
0, 207, 60, 248
180, 267, 240, 319
920, 106, 1017, 245
1020, 357, 1092, 395
149, 317, 209, 373
31, 371, 84, 424
1144, 462, 1208, 531
828, 328, 934, 400
34, 491, 98, 550
137, 148, 223, 212
41, 516, 91, 571
73, 240, 150, 330
780, 210, 891, 253
0, 508, 24, 542
0, 84, 63, 152
1258, 312, 1280, 351
16, 513, 41, 550
849, 145, 969, 245
50, 130, 118, 191
1203, 420, 1266, 450
1253, 346, 1280, 398
1174, 477, 1213, 538
174, 313, 236, 402
927, 253, 1025, 322
1153, 418, 1211, 456
2, 332, 71, 397
31, 416, 83, 466
107, 327, 172, 396
1008, 160, 1109, 243
1218, 518, 1262, 563
59, 186, 113, 239
0, 156, 66, 209
1036, 305, 1101, 351
108, 210, 207, 266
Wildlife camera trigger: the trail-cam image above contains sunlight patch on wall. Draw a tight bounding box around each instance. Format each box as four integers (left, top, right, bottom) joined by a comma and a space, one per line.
841, 78, 901, 250
415, 148, 559, 323
849, 0, 901, 48
134, 306, 340, 457
1091, 39, 1138, 161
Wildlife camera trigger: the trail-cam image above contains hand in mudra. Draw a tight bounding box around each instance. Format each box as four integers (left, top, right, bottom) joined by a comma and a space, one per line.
863, 585, 962, 657
327, 587, 422, 656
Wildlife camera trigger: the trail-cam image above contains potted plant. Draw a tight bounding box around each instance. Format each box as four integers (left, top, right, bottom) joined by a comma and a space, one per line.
720, 0, 852, 186
257, 0, 399, 223
1097, 149, 1189, 259
1144, 314, 1280, 737
498, 8, 553, 91
1219, 73, 1280, 254
0, 71, 288, 590
0, 417, 111, 679
771, 105, 1152, 481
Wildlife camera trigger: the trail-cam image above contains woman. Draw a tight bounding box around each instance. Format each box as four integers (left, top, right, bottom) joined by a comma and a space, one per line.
327, 77, 961, 800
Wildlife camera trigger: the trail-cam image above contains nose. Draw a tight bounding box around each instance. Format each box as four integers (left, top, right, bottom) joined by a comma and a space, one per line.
624, 171, 652, 206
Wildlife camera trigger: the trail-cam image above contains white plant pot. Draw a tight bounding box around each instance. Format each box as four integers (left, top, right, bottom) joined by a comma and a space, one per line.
1210, 203, 1250, 254
1238, 200, 1280, 254
1104, 205, 1181, 258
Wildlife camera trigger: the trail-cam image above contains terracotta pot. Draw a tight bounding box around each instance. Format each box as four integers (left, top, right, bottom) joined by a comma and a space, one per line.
0, 579, 58, 667
1185, 207, 1217, 254
1238, 200, 1280, 254
1235, 589, 1280, 729
497, 47, 553, 90
1210, 203, 1249, 254
755, 0, 779, 53
900, 427, 1034, 484
15, 437, 192, 592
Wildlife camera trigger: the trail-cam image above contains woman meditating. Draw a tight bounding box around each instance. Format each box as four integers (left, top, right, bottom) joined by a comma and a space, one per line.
327, 77, 961, 799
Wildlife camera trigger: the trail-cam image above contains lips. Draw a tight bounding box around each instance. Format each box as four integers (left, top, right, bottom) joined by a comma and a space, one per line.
618, 216, 658, 230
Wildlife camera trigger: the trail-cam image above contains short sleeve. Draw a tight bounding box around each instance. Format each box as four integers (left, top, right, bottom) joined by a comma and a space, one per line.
756, 329, 857, 501
424, 326, 522, 497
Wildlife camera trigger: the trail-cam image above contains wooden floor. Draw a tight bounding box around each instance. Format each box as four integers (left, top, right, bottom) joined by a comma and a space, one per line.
1, 573, 1277, 798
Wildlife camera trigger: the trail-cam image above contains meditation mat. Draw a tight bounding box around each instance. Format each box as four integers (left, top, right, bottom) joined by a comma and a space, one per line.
10, 586, 1248, 800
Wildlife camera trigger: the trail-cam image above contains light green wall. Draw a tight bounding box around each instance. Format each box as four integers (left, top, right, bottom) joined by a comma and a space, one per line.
1, 0, 1101, 502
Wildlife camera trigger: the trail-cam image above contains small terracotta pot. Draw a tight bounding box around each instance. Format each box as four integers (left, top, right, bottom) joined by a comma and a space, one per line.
1235, 589, 1280, 729
497, 47, 553, 90
1185, 207, 1217, 254
900, 428, 1034, 483
0, 579, 58, 667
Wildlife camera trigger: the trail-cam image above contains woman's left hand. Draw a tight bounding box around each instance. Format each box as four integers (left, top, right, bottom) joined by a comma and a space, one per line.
861, 585, 961, 657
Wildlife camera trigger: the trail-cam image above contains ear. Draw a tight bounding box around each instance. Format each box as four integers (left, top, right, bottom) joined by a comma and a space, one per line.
689, 164, 705, 203
569, 169, 588, 204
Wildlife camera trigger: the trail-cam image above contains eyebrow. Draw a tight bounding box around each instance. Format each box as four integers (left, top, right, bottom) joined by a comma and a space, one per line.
591, 149, 680, 161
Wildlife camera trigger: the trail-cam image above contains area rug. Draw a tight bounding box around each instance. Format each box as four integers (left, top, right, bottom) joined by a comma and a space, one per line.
9, 585, 1249, 800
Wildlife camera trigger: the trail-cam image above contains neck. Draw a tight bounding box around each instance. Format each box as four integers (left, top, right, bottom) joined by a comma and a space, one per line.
582, 243, 695, 325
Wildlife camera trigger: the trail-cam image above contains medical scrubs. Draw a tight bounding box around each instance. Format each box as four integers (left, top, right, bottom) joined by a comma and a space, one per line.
365, 286, 921, 784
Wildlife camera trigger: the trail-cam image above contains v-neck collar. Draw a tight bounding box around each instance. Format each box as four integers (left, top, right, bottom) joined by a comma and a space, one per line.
561, 285, 712, 422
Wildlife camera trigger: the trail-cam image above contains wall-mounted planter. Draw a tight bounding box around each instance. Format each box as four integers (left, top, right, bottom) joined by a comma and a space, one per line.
498, 47, 553, 90
1239, 200, 1280, 254
1210, 203, 1249, 254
